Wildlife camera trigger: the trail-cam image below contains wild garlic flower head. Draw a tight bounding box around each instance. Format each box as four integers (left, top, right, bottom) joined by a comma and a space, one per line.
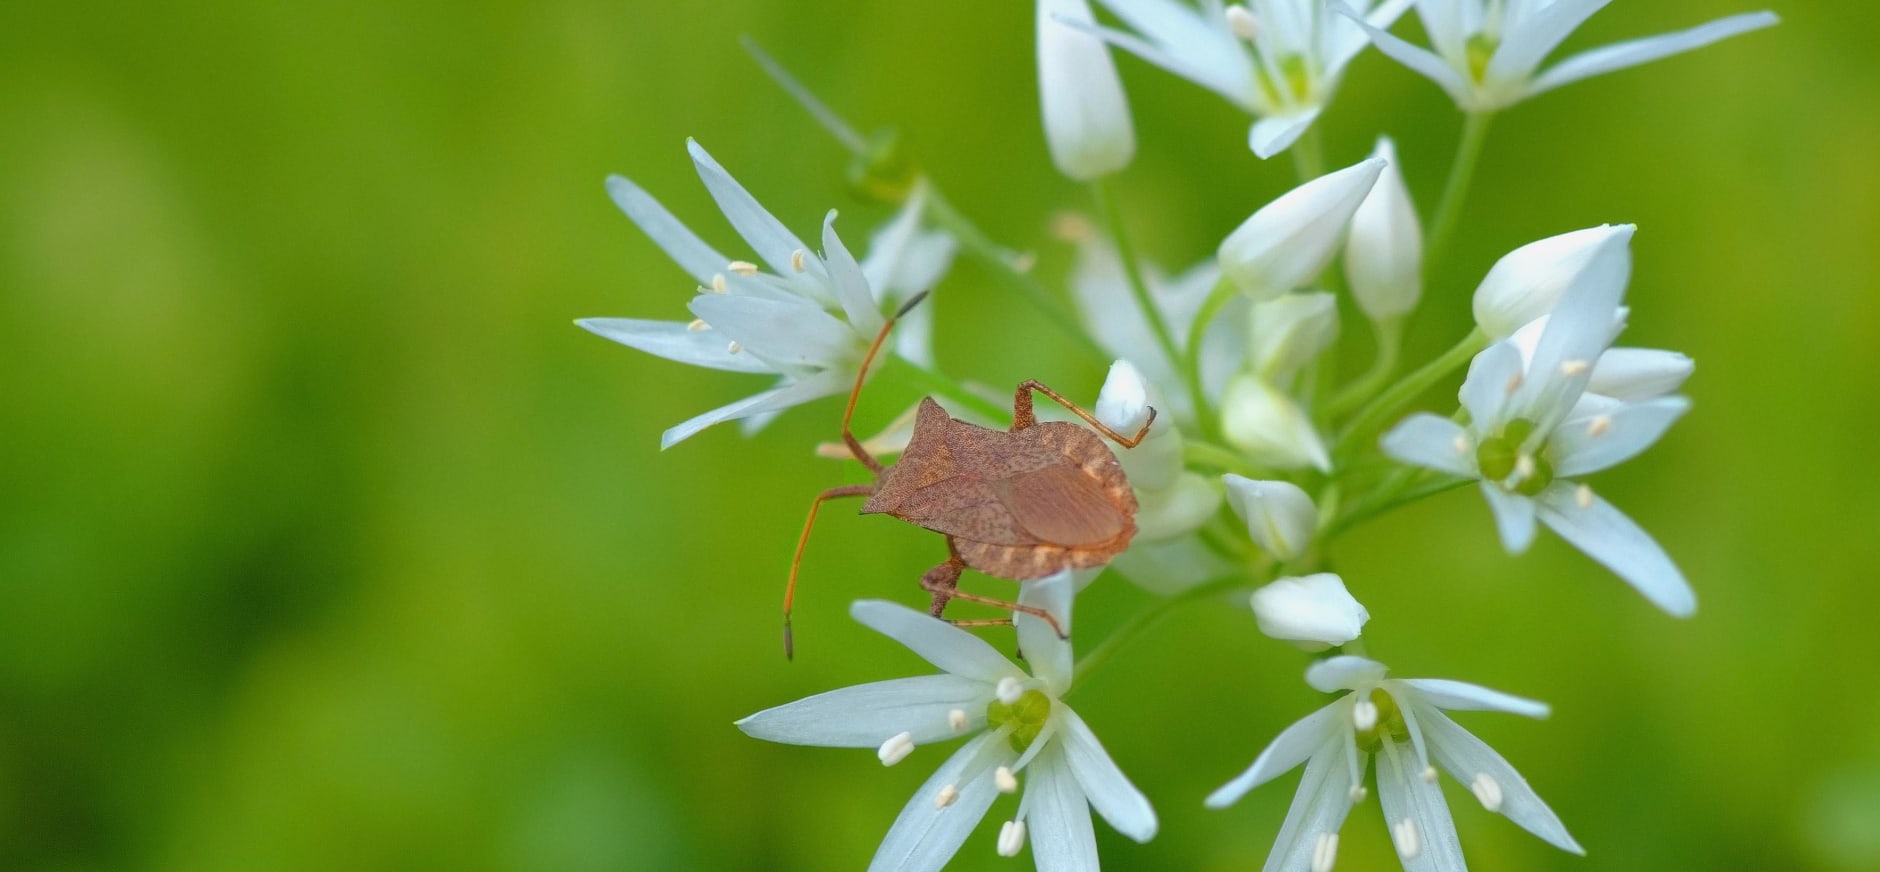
578, 140, 953, 448
1087, 0, 1414, 157
736, 572, 1156, 871
1208, 655, 1582, 871
1343, 0, 1778, 112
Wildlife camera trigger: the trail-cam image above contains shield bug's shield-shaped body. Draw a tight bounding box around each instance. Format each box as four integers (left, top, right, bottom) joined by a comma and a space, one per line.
783, 293, 1154, 657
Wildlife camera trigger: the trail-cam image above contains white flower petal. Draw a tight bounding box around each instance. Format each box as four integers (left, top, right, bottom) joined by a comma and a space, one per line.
1017, 569, 1077, 694
688, 293, 855, 370
1072, 17, 1255, 109
820, 211, 884, 335
1529, 11, 1780, 98
1398, 678, 1549, 719
1480, 483, 1538, 554
604, 175, 728, 285
687, 139, 817, 277
1057, 705, 1157, 842
736, 675, 992, 747
1306, 655, 1388, 692
862, 186, 957, 303
1040, 0, 1137, 180
868, 731, 1008, 872
1413, 703, 1585, 854
1472, 224, 1630, 340
1025, 742, 1101, 872
1249, 107, 1323, 159
1535, 483, 1695, 616
1249, 291, 1339, 380
1207, 699, 1344, 807
1513, 225, 1634, 430
1487, 0, 1610, 85
1381, 414, 1476, 478
1220, 376, 1332, 471
1325, 0, 1417, 74
1337, 2, 1475, 105
576, 318, 776, 374
1257, 732, 1361, 872
1414, 0, 1467, 64
1586, 347, 1693, 400
1093, 0, 1255, 103
1376, 737, 1467, 871
1553, 395, 1690, 477
852, 600, 1024, 683
1458, 341, 1524, 427
659, 370, 847, 449
1222, 476, 1319, 562
1219, 158, 1384, 299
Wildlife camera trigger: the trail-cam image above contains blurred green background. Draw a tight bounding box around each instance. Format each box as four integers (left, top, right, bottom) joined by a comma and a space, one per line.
2, 1, 1875, 869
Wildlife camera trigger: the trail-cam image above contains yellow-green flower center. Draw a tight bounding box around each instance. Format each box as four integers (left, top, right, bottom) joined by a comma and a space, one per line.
1475, 417, 1555, 495
1353, 690, 1410, 753
1466, 32, 1498, 83
987, 690, 1051, 754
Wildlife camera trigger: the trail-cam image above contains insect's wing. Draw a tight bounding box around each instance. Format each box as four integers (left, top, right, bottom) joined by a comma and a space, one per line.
891, 475, 1039, 546
991, 463, 1128, 547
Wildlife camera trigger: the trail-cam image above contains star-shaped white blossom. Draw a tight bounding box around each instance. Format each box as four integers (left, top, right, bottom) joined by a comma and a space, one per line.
1082, 0, 1414, 157
1341, 0, 1777, 112
1208, 656, 1581, 871
578, 140, 954, 448
1381, 225, 1695, 615
737, 572, 1156, 871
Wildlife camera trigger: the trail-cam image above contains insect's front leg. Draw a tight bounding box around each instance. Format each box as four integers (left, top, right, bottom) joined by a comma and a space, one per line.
1010, 379, 1156, 447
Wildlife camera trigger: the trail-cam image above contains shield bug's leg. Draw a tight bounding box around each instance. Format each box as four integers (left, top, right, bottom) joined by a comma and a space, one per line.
838, 290, 932, 475
1010, 379, 1157, 447
919, 556, 966, 618
919, 557, 1067, 639
782, 483, 876, 660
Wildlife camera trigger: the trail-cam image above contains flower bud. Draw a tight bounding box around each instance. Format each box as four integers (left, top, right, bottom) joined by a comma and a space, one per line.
1344, 137, 1422, 323
1249, 573, 1370, 649
1472, 224, 1635, 339
1134, 472, 1222, 541
1249, 292, 1340, 380
1218, 158, 1384, 300
1037, 0, 1135, 180
1222, 475, 1318, 561
1219, 375, 1330, 471
1097, 359, 1182, 491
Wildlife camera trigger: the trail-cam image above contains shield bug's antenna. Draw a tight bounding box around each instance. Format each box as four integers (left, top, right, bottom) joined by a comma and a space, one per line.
783, 291, 931, 659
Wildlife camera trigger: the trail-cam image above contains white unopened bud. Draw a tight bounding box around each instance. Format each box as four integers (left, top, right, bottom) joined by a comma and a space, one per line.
1249, 291, 1340, 380
1344, 137, 1422, 323
997, 819, 1028, 857
1218, 158, 1385, 300
1473, 224, 1635, 339
1220, 376, 1330, 471
1249, 573, 1370, 648
1221, 476, 1317, 562
1038, 0, 1135, 181
1096, 359, 1183, 491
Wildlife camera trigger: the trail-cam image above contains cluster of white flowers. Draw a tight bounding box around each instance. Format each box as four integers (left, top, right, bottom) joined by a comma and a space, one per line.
583, 1, 1772, 868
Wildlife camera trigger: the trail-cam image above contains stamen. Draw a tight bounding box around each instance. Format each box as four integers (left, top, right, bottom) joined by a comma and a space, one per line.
710, 273, 728, 293
877, 731, 916, 766
996, 820, 1027, 857
1471, 772, 1504, 812
1352, 698, 1378, 732
1011, 252, 1037, 273
1225, 4, 1259, 40
1050, 212, 1094, 242
1347, 785, 1367, 803
1513, 454, 1536, 481
726, 259, 759, 276
1452, 433, 1471, 455
685, 318, 709, 332
727, 341, 743, 355
1420, 766, 1439, 784
1587, 415, 1613, 437
1504, 372, 1524, 395
1560, 359, 1591, 377
1576, 483, 1594, 509
1310, 832, 1339, 872
996, 677, 1025, 705
790, 249, 808, 272
1392, 818, 1422, 860
995, 766, 1018, 794
934, 784, 960, 809
948, 708, 969, 732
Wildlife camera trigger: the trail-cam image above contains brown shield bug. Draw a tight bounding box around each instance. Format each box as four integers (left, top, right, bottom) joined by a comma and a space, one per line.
783, 292, 1155, 658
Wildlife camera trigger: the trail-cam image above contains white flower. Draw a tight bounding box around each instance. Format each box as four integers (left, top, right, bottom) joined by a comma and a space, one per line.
1344, 136, 1422, 323
578, 140, 952, 449
1342, 0, 1778, 113
1222, 375, 1332, 471
1222, 476, 1318, 561
1039, 0, 1136, 180
1505, 314, 1694, 409
1250, 573, 1369, 648
1472, 224, 1633, 339
1381, 227, 1696, 615
1207, 656, 1582, 871
1085, 0, 1414, 157
736, 572, 1157, 871
1220, 158, 1385, 300
1098, 360, 1222, 541
1249, 291, 1341, 381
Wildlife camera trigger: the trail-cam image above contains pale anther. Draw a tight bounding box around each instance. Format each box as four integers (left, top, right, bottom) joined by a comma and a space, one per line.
1420, 765, 1439, 784
1011, 252, 1037, 273
789, 249, 807, 272
1560, 359, 1591, 376
1348, 785, 1368, 803
996, 677, 1025, 705
995, 765, 1018, 794
1587, 415, 1613, 437
1576, 483, 1594, 509
996, 820, 1028, 857
685, 318, 709, 332
1352, 699, 1378, 732
727, 341, 743, 355
948, 708, 969, 732
1225, 5, 1260, 40
877, 731, 916, 766
1453, 433, 1471, 455
934, 784, 960, 809
1050, 212, 1094, 242
1505, 372, 1524, 395
1310, 832, 1339, 872
1392, 817, 1422, 860
1513, 454, 1536, 480
710, 273, 728, 293
1471, 772, 1505, 812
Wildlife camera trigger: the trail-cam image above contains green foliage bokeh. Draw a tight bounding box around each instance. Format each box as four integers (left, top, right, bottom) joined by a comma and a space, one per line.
1, 1, 1875, 870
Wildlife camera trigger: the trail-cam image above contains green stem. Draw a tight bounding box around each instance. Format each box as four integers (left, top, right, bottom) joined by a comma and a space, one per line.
1425, 111, 1495, 272
1324, 471, 1472, 541
1183, 440, 1260, 477
1070, 571, 1264, 691
1333, 328, 1487, 463
1183, 275, 1242, 439
923, 188, 1110, 365
1328, 316, 1404, 419
1089, 179, 1183, 374
1290, 123, 1326, 183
